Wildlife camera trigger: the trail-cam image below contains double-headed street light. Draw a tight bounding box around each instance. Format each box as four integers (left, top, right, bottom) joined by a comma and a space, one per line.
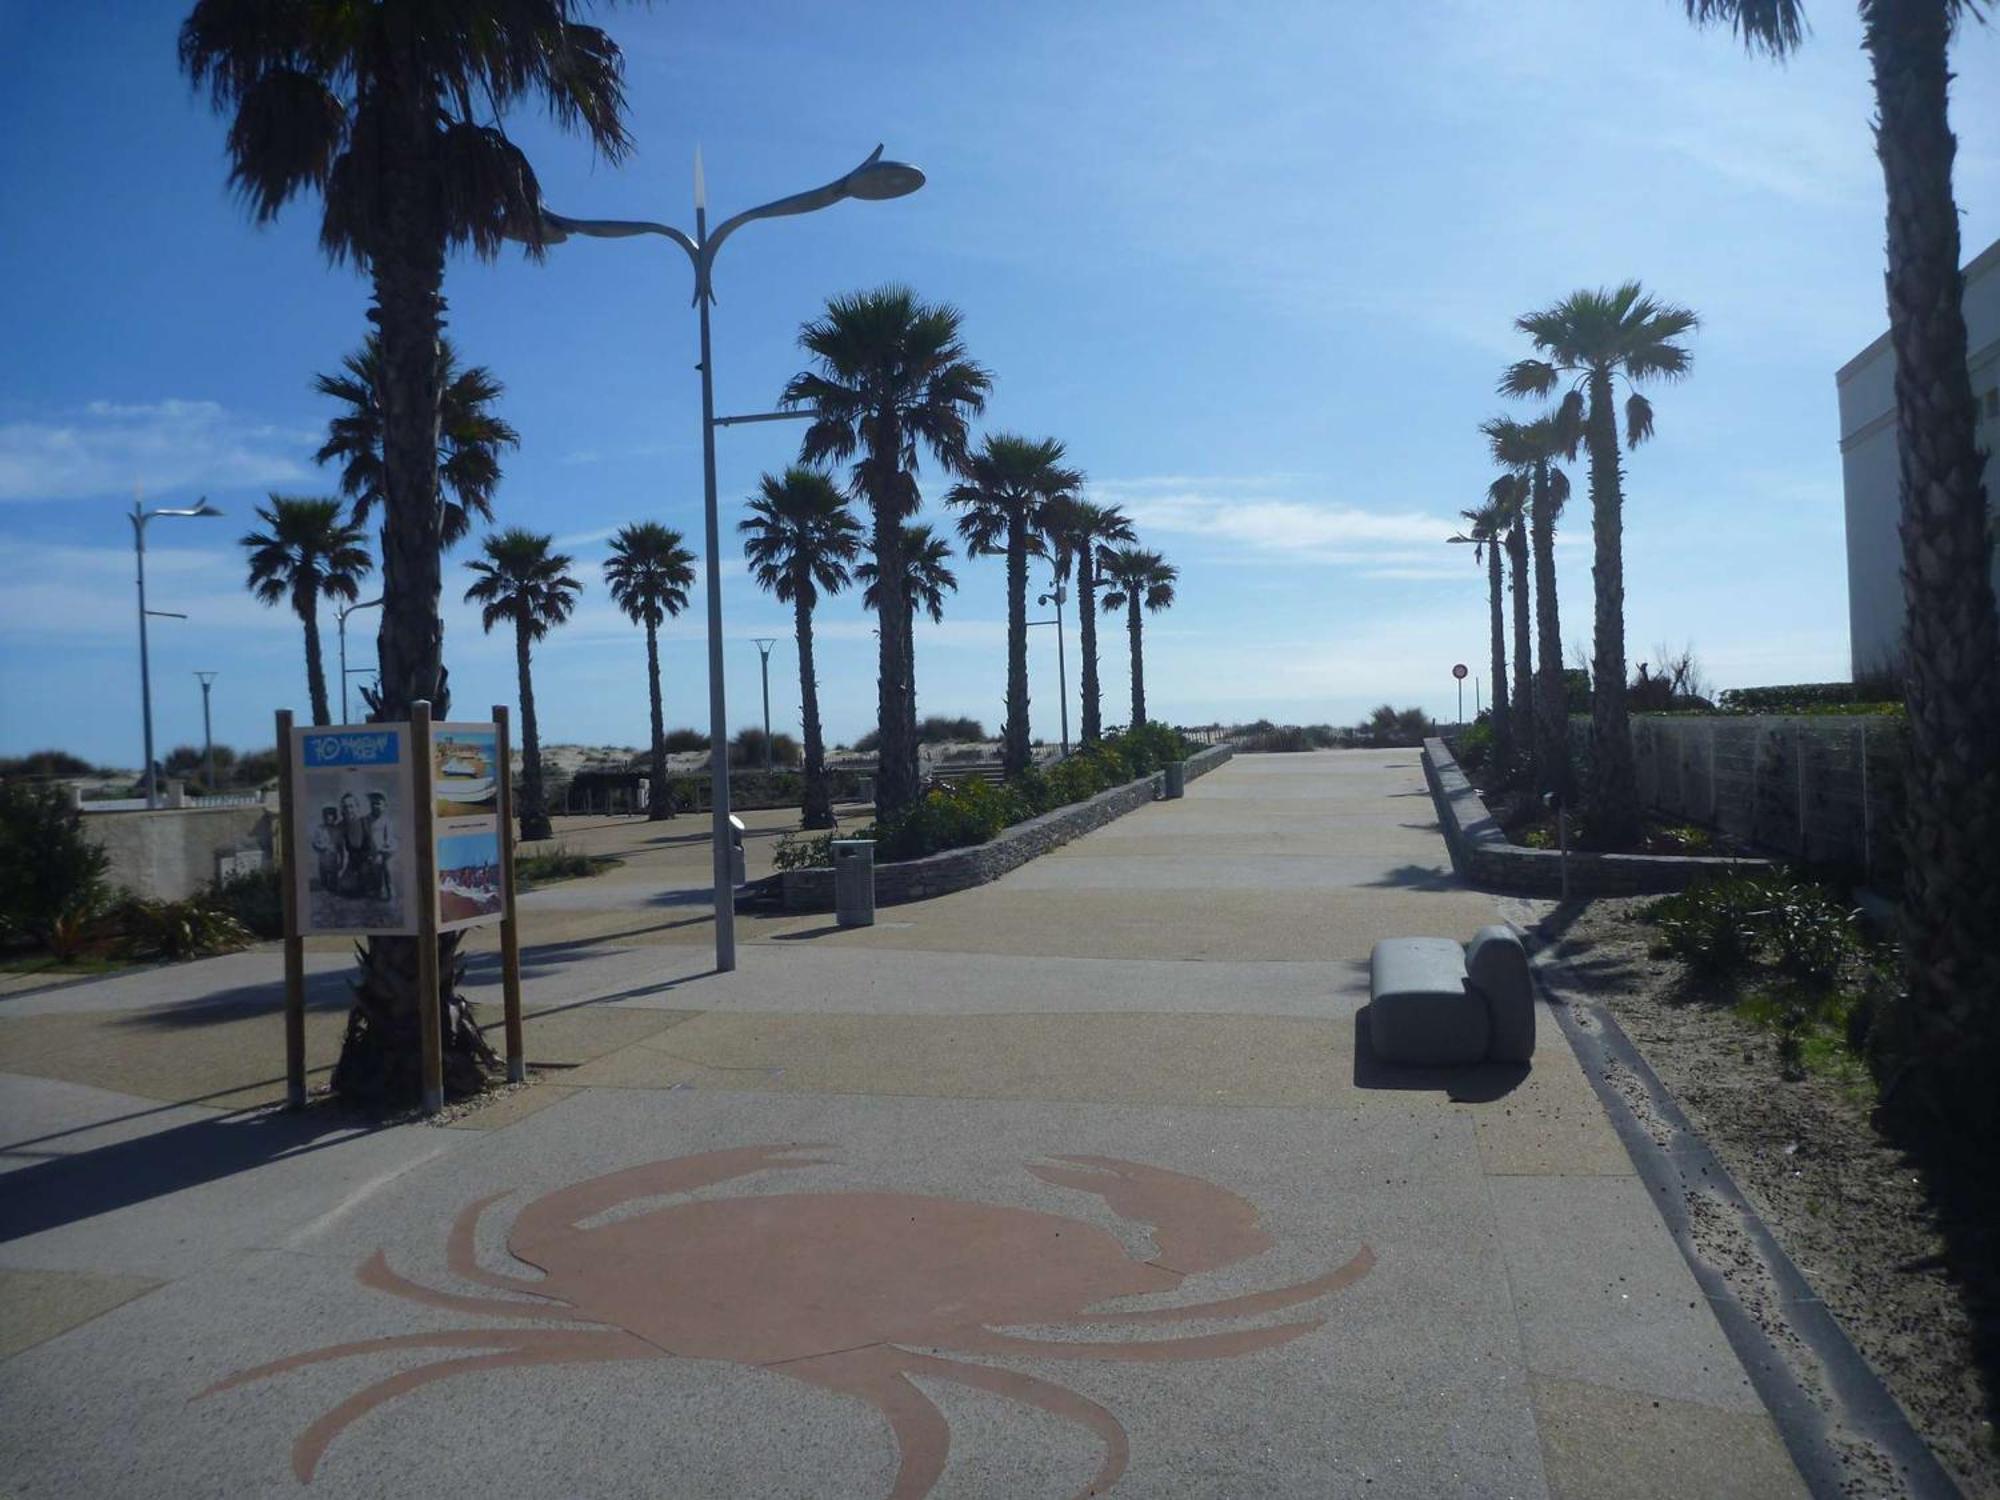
519, 144, 925, 973
1029, 583, 1071, 756
130, 496, 221, 808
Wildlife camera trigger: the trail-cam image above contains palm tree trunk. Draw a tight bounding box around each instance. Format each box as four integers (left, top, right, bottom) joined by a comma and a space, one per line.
644, 618, 670, 820
1531, 463, 1569, 804
1128, 596, 1146, 726
1507, 516, 1534, 787
1487, 545, 1510, 766
796, 590, 833, 830
1584, 368, 1639, 847
1078, 552, 1103, 743
300, 595, 332, 728
515, 617, 551, 842
1003, 513, 1031, 777
1865, 0, 2000, 1143
870, 435, 916, 816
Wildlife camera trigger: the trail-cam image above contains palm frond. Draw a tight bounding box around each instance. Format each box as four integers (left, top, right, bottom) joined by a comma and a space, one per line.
1625, 392, 1657, 448
1682, 0, 1809, 57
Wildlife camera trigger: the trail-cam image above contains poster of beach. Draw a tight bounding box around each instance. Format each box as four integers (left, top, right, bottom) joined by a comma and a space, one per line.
432, 724, 499, 817
436, 824, 504, 930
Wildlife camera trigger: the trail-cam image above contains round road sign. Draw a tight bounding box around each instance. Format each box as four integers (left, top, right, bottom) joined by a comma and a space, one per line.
1452, 663, 1468, 680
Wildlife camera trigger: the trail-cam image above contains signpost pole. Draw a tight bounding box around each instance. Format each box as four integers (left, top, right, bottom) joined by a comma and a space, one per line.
275, 708, 306, 1110
411, 702, 444, 1115
494, 704, 525, 1083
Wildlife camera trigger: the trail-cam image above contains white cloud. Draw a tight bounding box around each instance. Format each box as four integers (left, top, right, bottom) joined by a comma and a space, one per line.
0, 399, 314, 502
1095, 477, 1458, 565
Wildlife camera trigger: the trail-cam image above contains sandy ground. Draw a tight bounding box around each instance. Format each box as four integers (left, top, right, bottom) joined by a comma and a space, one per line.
1542, 896, 1997, 1499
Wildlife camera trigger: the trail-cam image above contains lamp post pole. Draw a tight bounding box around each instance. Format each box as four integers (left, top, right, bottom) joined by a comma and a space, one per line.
1034, 584, 1071, 756
516, 144, 926, 974
195, 671, 218, 793
753, 637, 777, 772
336, 596, 383, 724
130, 496, 221, 808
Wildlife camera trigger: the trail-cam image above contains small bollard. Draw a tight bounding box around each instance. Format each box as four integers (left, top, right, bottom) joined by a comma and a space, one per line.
1162, 761, 1186, 799
832, 839, 876, 927
729, 813, 747, 885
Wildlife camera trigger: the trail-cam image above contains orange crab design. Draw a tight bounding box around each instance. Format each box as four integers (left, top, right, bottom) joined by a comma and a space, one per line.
207, 1145, 1374, 1497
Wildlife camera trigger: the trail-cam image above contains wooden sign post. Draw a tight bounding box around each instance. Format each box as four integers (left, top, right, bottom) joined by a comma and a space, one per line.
275, 708, 307, 1110
411, 701, 444, 1115
494, 705, 526, 1083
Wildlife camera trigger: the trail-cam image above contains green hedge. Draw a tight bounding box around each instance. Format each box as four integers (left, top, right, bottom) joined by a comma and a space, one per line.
1716, 682, 1904, 715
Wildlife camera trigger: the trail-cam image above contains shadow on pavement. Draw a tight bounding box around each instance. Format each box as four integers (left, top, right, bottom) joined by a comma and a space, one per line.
0, 1104, 381, 1244
1350, 1006, 1529, 1103
1360, 864, 1464, 892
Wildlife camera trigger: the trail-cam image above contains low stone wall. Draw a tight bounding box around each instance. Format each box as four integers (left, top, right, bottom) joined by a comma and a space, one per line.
84, 802, 277, 902
779, 745, 1233, 913
1423, 737, 1770, 897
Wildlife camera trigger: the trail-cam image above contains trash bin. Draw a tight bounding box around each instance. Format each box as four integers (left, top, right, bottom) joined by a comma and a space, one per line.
1162, 761, 1186, 799
728, 813, 747, 885
832, 839, 876, 927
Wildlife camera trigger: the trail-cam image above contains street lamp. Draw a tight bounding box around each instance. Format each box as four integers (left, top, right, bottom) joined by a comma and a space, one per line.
336, 595, 383, 724
518, 143, 925, 973
1029, 581, 1071, 756
130, 495, 221, 808
752, 637, 778, 773
195, 671, 218, 794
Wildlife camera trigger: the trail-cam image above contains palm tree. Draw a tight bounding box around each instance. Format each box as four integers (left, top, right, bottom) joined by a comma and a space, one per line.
1502, 284, 1697, 847
1484, 412, 1579, 801
181, 1, 635, 1105
1039, 496, 1135, 745
858, 524, 959, 735
314, 334, 521, 550
782, 287, 991, 816
946, 435, 1082, 777
740, 469, 863, 829
603, 523, 696, 822
1682, 0, 2000, 1163
465, 531, 581, 843
1457, 496, 1511, 769
240, 496, 372, 727
1098, 547, 1178, 727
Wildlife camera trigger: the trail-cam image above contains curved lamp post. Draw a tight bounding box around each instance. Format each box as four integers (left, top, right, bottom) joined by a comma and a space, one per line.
516, 145, 925, 972
335, 595, 383, 724
130, 496, 221, 807
1030, 584, 1071, 757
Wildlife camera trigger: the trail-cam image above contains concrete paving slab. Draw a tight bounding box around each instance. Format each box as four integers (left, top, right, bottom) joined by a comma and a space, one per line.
1529, 1375, 1808, 1500
0, 1072, 225, 1176
0, 1266, 164, 1358
1489, 1175, 1764, 1412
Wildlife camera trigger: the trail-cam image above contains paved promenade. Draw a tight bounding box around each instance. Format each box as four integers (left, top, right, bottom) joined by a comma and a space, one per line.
0, 751, 1805, 1497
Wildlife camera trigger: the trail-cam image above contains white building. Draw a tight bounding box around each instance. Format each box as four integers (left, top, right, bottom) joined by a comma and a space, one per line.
1836, 235, 2000, 678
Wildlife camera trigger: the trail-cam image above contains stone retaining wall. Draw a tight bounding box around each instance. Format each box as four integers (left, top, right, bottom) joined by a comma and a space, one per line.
779, 745, 1233, 913
84, 803, 276, 902
1424, 737, 1771, 896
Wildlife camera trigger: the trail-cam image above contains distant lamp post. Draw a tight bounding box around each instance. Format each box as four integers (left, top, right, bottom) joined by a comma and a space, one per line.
515, 143, 926, 974
336, 595, 383, 724
1029, 582, 1071, 756
752, 637, 778, 773
195, 671, 218, 794
130, 495, 221, 808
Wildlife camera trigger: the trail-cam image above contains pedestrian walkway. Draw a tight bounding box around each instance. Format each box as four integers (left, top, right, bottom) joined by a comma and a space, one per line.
0, 750, 1806, 1497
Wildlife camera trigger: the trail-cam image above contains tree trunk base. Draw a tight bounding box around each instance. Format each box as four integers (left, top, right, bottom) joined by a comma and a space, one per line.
329, 937, 497, 1106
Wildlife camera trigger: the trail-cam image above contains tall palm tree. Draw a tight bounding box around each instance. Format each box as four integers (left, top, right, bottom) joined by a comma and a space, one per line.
603, 522, 695, 822
240, 496, 372, 728
314, 334, 520, 550
1457, 496, 1511, 769
1682, 0, 2000, 1163
740, 469, 863, 829
858, 523, 959, 731
1039, 496, 1135, 744
1502, 283, 1697, 847
946, 434, 1082, 777
465, 531, 581, 843
1098, 547, 1178, 728
783, 287, 991, 815
1484, 412, 1579, 801
182, 0, 635, 1105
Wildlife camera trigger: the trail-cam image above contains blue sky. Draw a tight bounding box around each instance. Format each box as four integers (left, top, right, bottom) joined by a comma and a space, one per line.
2, 1, 1995, 767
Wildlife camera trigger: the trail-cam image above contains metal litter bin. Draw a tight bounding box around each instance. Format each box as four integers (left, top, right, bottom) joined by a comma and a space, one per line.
833, 839, 876, 927
729, 813, 747, 885
1162, 761, 1186, 799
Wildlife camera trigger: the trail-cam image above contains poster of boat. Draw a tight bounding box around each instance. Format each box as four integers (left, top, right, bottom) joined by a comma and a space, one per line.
432, 724, 499, 818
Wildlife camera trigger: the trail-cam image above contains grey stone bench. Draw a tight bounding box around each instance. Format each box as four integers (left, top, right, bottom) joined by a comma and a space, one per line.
1367, 925, 1534, 1066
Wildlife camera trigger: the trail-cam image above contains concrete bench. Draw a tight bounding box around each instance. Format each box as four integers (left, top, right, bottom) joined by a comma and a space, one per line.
1367, 925, 1534, 1066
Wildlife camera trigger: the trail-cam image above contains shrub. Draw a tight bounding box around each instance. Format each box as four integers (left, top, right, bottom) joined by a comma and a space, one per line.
1456, 717, 1495, 770
662, 728, 711, 754
730, 726, 802, 768
1762, 878, 1857, 987
0, 749, 100, 780
1355, 705, 1432, 747
114, 896, 252, 961
772, 831, 835, 871
1646, 875, 1764, 975
0, 781, 110, 951
874, 778, 1025, 861
1007, 765, 1054, 817
1046, 743, 1126, 804
209, 866, 283, 939
918, 715, 986, 743
849, 729, 881, 754
516, 844, 616, 888
1104, 721, 1188, 775
1716, 682, 1903, 714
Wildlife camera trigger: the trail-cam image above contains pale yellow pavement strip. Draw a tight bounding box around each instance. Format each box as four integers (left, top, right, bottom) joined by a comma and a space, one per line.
1530, 1376, 1808, 1500
0, 1268, 164, 1359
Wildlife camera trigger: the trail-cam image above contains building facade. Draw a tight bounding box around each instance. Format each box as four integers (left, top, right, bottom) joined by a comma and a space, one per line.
1836, 235, 2000, 677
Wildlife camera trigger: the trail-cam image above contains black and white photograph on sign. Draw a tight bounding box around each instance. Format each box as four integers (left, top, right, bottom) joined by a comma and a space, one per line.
291, 726, 417, 936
